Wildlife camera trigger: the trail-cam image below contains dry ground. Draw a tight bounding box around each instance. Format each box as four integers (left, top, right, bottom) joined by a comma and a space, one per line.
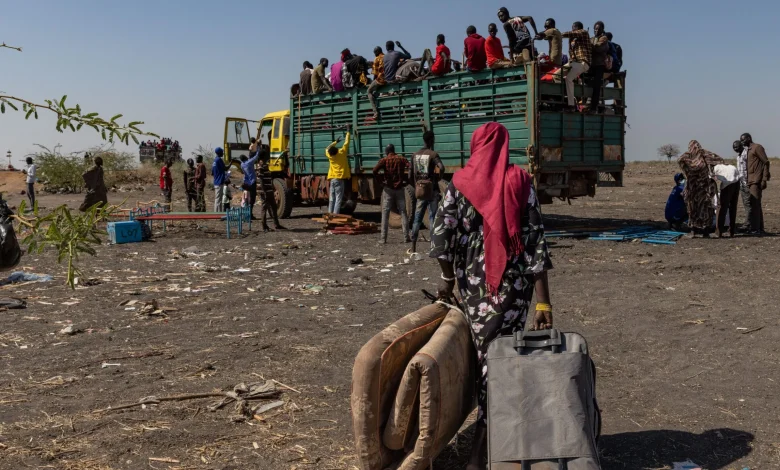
0, 162, 778, 470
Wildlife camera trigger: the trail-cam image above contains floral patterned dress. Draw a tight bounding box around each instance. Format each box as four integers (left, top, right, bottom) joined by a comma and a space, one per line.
430, 182, 553, 424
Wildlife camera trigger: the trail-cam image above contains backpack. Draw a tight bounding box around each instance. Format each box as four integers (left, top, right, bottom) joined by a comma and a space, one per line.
609, 42, 622, 72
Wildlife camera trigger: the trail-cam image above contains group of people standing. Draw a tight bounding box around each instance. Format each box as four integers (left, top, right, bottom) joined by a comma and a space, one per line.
670, 134, 770, 237
295, 7, 623, 118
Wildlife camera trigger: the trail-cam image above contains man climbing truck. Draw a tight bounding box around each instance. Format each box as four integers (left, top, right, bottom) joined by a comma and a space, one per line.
224, 63, 626, 219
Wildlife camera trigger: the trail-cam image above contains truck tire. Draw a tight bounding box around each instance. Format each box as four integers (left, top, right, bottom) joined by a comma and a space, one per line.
273, 178, 294, 219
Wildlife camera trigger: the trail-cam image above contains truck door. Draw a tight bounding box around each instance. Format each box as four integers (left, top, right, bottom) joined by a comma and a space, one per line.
269, 117, 285, 172
223, 118, 252, 170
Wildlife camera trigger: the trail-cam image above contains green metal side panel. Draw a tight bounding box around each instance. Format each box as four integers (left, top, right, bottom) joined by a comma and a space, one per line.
291, 68, 533, 176
538, 113, 625, 168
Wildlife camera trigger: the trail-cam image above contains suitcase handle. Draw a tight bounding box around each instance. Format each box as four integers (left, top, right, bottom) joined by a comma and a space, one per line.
515, 329, 562, 352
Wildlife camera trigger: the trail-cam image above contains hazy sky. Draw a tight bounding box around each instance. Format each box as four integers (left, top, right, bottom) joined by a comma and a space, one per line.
2, 0, 778, 166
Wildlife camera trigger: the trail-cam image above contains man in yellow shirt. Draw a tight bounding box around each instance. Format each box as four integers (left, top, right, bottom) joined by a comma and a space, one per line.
325, 125, 352, 214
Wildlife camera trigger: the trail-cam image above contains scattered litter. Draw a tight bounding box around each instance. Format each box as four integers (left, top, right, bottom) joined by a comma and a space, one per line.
119, 299, 176, 318
313, 214, 379, 235
350, 258, 364, 265
266, 297, 291, 302
254, 400, 285, 416
149, 457, 180, 464
101, 363, 121, 368
0, 272, 53, 286
348, 324, 363, 327
183, 246, 212, 257
59, 325, 82, 336
75, 277, 102, 287
331, 250, 341, 253
672, 461, 702, 470
740, 326, 764, 335
380, 269, 391, 273
0, 298, 26, 309
302, 285, 324, 295
347, 267, 356, 272
234, 268, 251, 273
422, 277, 429, 281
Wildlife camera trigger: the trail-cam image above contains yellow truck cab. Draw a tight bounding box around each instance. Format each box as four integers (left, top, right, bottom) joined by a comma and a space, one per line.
223, 111, 294, 217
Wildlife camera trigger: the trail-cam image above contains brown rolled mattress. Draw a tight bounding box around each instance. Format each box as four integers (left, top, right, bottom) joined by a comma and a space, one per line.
351, 305, 476, 470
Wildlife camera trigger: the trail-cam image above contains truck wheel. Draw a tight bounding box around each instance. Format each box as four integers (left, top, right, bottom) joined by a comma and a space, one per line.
273, 178, 294, 219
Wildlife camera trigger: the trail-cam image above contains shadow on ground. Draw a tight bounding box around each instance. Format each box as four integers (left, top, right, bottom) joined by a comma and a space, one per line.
435, 427, 754, 470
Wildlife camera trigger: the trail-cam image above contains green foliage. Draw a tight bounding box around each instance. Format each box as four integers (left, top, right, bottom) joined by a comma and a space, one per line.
32, 144, 136, 192
17, 201, 116, 289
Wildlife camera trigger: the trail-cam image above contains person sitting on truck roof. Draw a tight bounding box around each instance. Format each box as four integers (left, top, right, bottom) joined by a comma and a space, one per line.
312, 58, 333, 94
383, 40, 412, 83
325, 126, 352, 215
367, 47, 385, 120
486, 23, 513, 69
343, 51, 370, 89
534, 18, 563, 69
557, 22, 592, 112
497, 7, 538, 65
299, 61, 314, 96
464, 26, 488, 72
431, 34, 452, 76
331, 51, 347, 92
373, 144, 411, 244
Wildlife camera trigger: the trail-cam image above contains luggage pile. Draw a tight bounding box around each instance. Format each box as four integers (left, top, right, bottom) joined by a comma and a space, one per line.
312, 213, 379, 235
351, 304, 602, 470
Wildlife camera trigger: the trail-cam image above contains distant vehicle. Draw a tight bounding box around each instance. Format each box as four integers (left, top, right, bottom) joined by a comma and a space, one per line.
224, 64, 626, 219
139, 145, 182, 164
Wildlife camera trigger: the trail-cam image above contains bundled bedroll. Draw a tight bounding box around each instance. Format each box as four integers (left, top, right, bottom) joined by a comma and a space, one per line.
351, 304, 476, 470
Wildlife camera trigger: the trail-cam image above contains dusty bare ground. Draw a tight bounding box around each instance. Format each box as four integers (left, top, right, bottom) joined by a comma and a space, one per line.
1, 162, 778, 470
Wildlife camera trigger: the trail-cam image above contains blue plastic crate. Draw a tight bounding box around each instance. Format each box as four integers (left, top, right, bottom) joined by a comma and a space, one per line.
107, 221, 144, 244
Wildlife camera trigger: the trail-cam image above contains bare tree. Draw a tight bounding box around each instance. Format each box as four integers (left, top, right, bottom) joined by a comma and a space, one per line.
657, 144, 681, 163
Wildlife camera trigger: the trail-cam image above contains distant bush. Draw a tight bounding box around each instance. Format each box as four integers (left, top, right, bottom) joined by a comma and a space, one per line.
33, 144, 137, 193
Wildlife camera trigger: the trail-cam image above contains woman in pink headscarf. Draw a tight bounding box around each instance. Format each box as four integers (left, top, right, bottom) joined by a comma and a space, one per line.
431, 122, 553, 470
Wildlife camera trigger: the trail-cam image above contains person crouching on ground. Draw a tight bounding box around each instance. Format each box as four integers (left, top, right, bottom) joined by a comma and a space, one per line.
677, 140, 724, 238
432, 122, 553, 470
712, 162, 740, 238
373, 144, 411, 244
665, 173, 687, 232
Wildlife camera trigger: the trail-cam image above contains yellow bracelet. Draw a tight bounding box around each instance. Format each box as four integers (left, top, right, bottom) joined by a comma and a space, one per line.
536, 303, 552, 312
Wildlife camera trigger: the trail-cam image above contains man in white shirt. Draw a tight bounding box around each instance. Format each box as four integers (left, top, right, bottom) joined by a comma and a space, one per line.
713, 163, 740, 238
22, 157, 37, 209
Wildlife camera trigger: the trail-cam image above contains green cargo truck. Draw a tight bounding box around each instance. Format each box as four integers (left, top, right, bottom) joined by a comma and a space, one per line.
224, 64, 626, 217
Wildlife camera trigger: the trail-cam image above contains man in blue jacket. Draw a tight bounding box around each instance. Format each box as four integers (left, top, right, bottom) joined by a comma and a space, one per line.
212, 148, 227, 212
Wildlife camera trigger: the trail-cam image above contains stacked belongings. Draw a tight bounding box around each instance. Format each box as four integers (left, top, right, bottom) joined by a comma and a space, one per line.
351, 304, 476, 470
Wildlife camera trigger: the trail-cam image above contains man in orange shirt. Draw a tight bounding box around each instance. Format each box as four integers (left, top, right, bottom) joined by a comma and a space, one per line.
486, 23, 513, 69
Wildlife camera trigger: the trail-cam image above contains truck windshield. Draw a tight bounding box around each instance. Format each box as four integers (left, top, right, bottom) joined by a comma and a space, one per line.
226, 119, 251, 145
258, 120, 273, 146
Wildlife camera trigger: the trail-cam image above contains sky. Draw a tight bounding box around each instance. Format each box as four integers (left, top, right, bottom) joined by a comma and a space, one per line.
2, 0, 779, 167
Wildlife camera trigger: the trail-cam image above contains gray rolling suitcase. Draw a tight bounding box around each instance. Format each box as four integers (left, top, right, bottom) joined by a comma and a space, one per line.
486, 329, 601, 470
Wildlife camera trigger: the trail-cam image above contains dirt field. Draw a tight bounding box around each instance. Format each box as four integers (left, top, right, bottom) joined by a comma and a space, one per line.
1, 162, 778, 470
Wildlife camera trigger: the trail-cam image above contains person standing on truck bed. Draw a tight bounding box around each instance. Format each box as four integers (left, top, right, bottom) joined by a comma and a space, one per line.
558, 22, 591, 112
586, 21, 610, 113
373, 144, 411, 244
194, 155, 207, 212
497, 7, 537, 65
367, 47, 386, 119
430, 34, 451, 76
212, 148, 227, 212
311, 58, 332, 94
325, 126, 352, 215
410, 131, 445, 254
486, 23, 512, 69
299, 61, 314, 96
534, 18, 563, 67
383, 40, 412, 83
464, 26, 487, 72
